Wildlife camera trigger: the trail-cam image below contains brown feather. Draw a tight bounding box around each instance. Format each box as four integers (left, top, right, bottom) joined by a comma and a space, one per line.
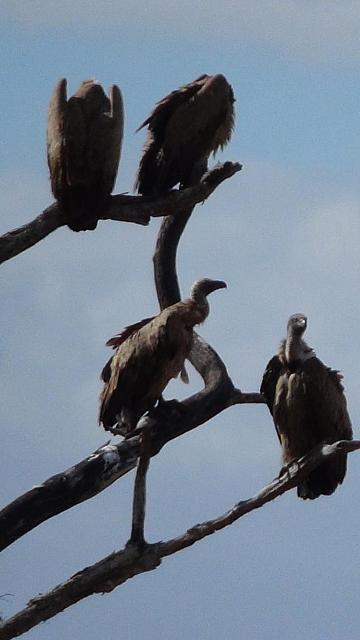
99, 300, 201, 433
100, 316, 155, 384
47, 79, 124, 231
105, 317, 155, 349
135, 74, 235, 195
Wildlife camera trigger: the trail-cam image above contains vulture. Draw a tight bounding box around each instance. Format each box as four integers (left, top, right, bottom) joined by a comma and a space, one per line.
135, 74, 235, 195
99, 278, 227, 435
261, 314, 352, 499
47, 78, 124, 231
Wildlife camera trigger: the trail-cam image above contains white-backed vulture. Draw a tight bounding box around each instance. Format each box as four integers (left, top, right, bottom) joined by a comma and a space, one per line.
135, 74, 235, 195
99, 278, 227, 434
47, 78, 124, 231
261, 314, 353, 500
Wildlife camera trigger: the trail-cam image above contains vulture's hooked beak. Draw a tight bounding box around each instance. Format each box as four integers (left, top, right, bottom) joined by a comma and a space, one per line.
207, 279, 227, 294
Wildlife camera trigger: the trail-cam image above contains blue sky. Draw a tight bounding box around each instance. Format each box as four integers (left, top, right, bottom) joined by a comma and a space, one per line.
1, 2, 360, 639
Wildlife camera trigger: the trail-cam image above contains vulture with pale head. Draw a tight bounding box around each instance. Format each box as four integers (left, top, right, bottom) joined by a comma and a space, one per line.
47, 78, 124, 231
261, 314, 352, 500
99, 278, 226, 435
135, 74, 235, 195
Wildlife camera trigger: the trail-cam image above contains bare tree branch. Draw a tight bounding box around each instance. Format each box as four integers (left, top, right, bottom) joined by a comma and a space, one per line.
0, 204, 63, 266
0, 162, 241, 266
0, 387, 263, 553
1, 439, 358, 640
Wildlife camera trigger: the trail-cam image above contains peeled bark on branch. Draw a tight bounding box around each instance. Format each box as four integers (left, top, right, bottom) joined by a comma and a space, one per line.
1, 439, 358, 640
0, 162, 241, 266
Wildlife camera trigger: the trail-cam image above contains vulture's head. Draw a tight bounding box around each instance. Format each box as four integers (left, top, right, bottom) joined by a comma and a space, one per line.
190, 278, 227, 299
287, 313, 307, 336
190, 278, 227, 322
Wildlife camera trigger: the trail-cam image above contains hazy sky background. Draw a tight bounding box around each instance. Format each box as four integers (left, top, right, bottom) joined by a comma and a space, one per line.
1, 2, 360, 638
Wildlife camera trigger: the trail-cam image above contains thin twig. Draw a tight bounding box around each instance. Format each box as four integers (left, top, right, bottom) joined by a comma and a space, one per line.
1, 439, 358, 640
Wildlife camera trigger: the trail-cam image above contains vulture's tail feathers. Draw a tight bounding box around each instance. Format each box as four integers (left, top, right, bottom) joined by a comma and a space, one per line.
297, 456, 347, 500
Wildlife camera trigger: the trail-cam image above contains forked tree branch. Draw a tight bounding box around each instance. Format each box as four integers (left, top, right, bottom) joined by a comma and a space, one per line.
1, 439, 358, 640
0, 162, 240, 266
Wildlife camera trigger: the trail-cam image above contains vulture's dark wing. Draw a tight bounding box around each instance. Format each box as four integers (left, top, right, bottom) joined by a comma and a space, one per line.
101, 316, 154, 382
135, 74, 234, 194
260, 355, 283, 417
295, 357, 353, 499
64, 92, 88, 187
65, 82, 124, 201
99, 306, 194, 430
137, 75, 208, 135
85, 84, 124, 198
300, 357, 352, 442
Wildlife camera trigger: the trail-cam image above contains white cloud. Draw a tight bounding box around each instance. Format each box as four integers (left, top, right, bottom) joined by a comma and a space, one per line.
2, 0, 360, 65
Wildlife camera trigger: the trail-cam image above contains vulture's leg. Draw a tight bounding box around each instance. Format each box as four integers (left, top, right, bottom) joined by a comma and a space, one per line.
181, 158, 208, 190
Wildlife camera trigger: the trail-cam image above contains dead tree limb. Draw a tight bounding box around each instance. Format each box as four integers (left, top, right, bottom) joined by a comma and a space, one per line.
0, 159, 259, 552
0, 158, 261, 552
0, 162, 240, 266
1, 439, 358, 640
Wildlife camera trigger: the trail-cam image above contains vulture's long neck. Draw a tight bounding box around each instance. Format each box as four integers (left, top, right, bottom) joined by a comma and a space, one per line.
190, 288, 210, 323
284, 331, 314, 365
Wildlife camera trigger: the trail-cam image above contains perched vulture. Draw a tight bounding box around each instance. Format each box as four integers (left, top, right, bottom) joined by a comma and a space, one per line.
135, 74, 235, 195
99, 278, 227, 435
261, 314, 352, 500
47, 78, 124, 231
